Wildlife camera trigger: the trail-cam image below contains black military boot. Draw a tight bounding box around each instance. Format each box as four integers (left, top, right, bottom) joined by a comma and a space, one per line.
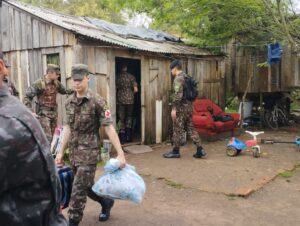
193, 146, 206, 158
125, 127, 132, 142
119, 130, 126, 144
163, 147, 180, 158
99, 198, 115, 222
69, 219, 80, 226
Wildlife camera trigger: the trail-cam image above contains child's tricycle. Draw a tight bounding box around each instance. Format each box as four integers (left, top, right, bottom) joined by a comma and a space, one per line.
226, 131, 264, 158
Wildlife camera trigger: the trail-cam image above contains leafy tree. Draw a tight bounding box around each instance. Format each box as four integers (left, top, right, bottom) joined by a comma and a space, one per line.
20, 0, 125, 24
112, 0, 300, 49
19, 0, 300, 50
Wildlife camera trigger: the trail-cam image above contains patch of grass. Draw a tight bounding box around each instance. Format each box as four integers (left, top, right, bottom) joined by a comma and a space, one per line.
165, 179, 184, 189
278, 164, 300, 178
278, 171, 294, 178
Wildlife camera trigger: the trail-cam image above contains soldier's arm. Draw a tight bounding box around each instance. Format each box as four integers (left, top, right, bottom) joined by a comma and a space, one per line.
23, 83, 38, 111
132, 75, 138, 93
55, 125, 70, 166
172, 78, 184, 110
57, 81, 73, 95
96, 96, 126, 167
55, 101, 71, 165
104, 125, 126, 168
56, 126, 70, 154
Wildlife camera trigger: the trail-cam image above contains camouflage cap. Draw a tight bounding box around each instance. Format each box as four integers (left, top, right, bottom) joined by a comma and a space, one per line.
71, 64, 89, 80
47, 64, 60, 72
0, 51, 10, 67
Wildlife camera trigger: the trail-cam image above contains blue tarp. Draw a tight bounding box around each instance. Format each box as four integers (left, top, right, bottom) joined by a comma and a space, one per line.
84, 17, 181, 42
267, 42, 283, 65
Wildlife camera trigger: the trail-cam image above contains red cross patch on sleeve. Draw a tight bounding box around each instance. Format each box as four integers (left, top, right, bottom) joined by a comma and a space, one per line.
105, 110, 111, 118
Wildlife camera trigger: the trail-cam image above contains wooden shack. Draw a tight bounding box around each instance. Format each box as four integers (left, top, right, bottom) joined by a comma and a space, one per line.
0, 0, 226, 144
226, 43, 300, 105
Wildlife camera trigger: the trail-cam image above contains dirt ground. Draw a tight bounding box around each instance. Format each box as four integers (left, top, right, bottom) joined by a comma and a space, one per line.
63, 125, 300, 226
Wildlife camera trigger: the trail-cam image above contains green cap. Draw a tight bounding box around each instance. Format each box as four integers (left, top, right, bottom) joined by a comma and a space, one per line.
47, 64, 60, 72
71, 64, 89, 80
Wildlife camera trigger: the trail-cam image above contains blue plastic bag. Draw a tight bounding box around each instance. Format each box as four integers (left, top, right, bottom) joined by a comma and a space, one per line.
92, 159, 146, 204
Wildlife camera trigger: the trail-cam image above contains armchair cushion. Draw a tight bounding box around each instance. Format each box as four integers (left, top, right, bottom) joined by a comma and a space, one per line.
192, 99, 240, 137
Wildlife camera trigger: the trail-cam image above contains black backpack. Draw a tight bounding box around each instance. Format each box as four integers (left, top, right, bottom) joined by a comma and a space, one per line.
183, 75, 198, 101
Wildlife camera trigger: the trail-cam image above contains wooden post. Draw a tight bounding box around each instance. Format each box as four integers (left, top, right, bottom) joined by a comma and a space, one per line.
268, 65, 271, 92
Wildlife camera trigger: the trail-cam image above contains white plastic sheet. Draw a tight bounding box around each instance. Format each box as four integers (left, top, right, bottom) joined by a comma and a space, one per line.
92, 159, 146, 204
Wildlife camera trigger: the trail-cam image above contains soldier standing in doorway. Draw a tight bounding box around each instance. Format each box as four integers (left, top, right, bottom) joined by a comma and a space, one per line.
55, 64, 126, 226
23, 64, 73, 143
116, 63, 138, 143
163, 59, 206, 159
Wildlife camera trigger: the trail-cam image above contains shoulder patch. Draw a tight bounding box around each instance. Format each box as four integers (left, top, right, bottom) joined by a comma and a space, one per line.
104, 109, 111, 118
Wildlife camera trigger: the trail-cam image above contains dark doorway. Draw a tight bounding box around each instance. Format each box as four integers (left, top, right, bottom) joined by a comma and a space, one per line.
115, 57, 141, 143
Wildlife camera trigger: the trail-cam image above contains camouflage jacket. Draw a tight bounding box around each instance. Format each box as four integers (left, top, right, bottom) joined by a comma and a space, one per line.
0, 85, 67, 226
23, 76, 73, 112
171, 72, 190, 111
64, 89, 113, 166
3, 76, 19, 97
116, 71, 137, 104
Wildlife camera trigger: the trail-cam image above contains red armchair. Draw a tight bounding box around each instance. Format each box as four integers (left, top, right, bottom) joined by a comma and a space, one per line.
192, 99, 240, 139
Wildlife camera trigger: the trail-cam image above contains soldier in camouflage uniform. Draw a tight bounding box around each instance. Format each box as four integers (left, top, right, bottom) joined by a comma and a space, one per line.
163, 59, 206, 158
3, 75, 19, 97
55, 64, 126, 226
116, 63, 138, 143
0, 51, 67, 226
23, 64, 73, 143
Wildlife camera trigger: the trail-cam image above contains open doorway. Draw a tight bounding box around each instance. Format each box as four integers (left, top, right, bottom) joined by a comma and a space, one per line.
115, 57, 141, 143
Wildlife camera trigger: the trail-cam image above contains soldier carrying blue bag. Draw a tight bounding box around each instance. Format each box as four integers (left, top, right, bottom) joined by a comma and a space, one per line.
55, 64, 126, 226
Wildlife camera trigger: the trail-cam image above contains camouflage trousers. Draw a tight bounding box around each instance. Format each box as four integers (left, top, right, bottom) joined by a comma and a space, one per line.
38, 109, 57, 143
69, 164, 106, 222
117, 104, 134, 130
172, 105, 202, 149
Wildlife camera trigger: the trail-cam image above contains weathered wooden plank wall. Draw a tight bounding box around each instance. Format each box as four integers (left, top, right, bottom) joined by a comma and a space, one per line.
187, 58, 226, 107
0, 3, 76, 51
141, 56, 172, 144
231, 46, 300, 94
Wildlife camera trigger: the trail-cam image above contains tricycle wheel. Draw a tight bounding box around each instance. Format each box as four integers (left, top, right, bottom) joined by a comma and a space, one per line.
252, 147, 260, 158
226, 146, 238, 157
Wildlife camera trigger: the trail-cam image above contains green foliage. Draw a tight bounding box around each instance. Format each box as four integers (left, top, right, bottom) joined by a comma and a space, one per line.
20, 0, 125, 23
19, 0, 300, 48
290, 89, 300, 109
112, 0, 300, 47
225, 92, 239, 112
278, 164, 300, 178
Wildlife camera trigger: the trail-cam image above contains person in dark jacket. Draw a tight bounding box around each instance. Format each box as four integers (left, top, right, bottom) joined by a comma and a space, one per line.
3, 75, 19, 97
0, 51, 67, 226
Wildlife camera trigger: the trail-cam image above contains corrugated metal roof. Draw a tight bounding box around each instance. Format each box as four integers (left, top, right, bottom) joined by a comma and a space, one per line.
7, 0, 212, 56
